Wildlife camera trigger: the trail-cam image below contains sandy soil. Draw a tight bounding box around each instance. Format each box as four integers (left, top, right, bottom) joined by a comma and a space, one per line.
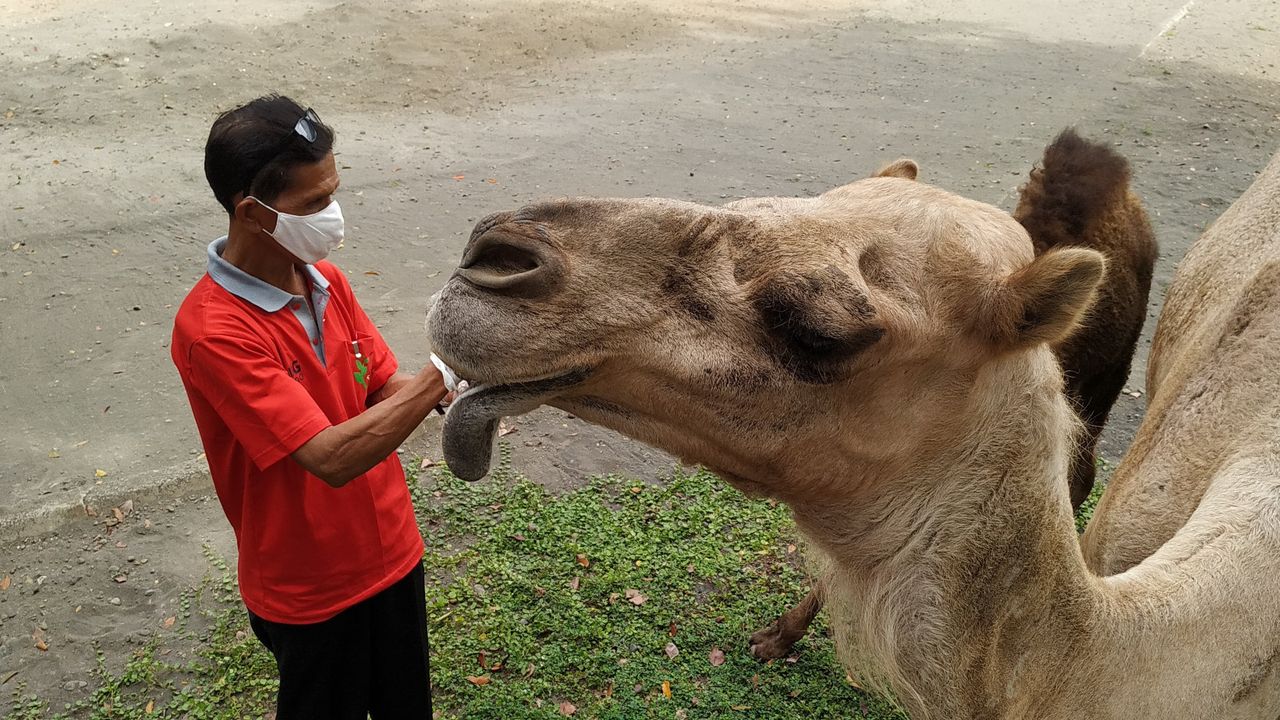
2, 0, 1279, 712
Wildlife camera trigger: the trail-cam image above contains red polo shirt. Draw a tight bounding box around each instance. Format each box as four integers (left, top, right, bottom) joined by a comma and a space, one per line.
172, 240, 423, 624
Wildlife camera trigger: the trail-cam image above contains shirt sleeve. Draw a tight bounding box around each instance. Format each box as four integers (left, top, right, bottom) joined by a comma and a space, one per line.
187, 335, 334, 470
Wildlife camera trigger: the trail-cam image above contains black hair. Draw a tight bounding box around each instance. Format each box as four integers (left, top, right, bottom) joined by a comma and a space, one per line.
204, 94, 336, 215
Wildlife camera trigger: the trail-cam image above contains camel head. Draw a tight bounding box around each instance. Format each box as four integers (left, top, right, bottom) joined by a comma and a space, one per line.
427, 173, 1104, 504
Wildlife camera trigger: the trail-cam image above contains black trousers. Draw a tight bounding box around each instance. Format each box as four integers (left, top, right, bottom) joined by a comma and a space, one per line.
248, 563, 432, 720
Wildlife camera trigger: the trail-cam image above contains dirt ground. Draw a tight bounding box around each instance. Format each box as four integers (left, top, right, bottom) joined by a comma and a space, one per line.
2, 0, 1279, 713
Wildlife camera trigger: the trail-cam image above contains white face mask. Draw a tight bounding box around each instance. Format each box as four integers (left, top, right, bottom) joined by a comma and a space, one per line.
250, 197, 345, 264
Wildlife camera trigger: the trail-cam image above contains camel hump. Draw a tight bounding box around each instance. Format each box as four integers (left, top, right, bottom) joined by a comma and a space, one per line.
1014, 128, 1134, 252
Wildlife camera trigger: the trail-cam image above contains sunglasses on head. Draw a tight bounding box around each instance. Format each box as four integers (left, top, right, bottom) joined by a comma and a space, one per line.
293, 108, 321, 143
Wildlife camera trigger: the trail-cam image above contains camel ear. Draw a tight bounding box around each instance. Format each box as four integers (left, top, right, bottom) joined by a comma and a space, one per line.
984, 248, 1104, 350
873, 159, 919, 181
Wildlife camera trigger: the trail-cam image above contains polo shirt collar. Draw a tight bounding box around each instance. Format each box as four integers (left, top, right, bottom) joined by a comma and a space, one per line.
207, 236, 330, 312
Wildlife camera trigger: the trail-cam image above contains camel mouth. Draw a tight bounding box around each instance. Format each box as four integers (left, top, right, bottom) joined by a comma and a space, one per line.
441, 368, 592, 481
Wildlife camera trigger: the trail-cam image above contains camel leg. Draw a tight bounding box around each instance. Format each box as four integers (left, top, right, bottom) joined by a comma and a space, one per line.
749, 577, 825, 660
1069, 423, 1101, 511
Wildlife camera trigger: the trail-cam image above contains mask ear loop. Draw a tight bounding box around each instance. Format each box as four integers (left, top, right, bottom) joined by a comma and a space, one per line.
243, 196, 282, 238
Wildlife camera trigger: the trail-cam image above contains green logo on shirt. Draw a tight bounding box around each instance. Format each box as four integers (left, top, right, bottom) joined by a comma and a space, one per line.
351, 341, 370, 388
354, 357, 369, 388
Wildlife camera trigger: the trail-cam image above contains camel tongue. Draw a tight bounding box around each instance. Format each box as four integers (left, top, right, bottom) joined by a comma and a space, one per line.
441, 370, 590, 481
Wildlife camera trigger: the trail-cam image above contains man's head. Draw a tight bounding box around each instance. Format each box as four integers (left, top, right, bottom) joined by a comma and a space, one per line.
205, 95, 337, 215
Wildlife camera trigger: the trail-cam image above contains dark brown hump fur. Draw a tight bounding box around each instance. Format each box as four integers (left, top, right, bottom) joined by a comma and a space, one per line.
1015, 128, 1133, 254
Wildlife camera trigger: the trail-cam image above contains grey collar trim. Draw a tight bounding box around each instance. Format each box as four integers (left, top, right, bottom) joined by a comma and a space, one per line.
206, 236, 329, 312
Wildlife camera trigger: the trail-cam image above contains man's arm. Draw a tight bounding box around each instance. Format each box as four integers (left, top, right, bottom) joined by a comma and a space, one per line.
367, 371, 415, 407
292, 366, 448, 487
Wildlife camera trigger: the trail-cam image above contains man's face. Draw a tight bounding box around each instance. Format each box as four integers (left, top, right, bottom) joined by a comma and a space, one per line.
257, 152, 340, 229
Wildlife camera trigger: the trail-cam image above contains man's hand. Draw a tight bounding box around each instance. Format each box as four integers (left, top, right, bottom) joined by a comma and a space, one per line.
430, 354, 461, 394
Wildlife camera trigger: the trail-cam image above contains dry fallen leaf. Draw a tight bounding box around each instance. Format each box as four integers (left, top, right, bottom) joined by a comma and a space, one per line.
568, 577, 580, 592
95, 469, 108, 478
162, 616, 175, 629
603, 682, 614, 698
786, 544, 797, 554
466, 675, 490, 686
576, 553, 590, 568
145, 699, 155, 714
364, 270, 381, 276
709, 647, 726, 666
113, 507, 125, 522
625, 589, 648, 606
558, 701, 577, 716
419, 458, 436, 470
32, 628, 48, 652
662, 680, 672, 698
0, 575, 10, 592
452, 174, 466, 181
668, 622, 678, 637
664, 642, 679, 660
48, 449, 60, 459
498, 421, 517, 437
485, 178, 499, 184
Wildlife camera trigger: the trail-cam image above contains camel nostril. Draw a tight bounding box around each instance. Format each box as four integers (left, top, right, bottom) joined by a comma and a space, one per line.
456, 232, 563, 298
463, 240, 540, 275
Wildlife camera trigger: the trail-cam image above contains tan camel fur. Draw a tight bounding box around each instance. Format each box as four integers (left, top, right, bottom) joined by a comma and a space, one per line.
428, 153, 1280, 719
750, 129, 1158, 661
1082, 152, 1280, 576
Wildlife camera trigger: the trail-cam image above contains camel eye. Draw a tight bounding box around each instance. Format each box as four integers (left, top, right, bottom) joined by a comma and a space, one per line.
788, 325, 842, 357
751, 267, 884, 383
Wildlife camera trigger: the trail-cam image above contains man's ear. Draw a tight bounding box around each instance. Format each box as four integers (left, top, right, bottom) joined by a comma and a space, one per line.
873, 159, 919, 181
983, 248, 1105, 351
234, 195, 272, 234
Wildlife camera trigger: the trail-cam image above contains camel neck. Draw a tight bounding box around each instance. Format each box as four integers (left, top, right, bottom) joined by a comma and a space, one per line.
793, 351, 1103, 719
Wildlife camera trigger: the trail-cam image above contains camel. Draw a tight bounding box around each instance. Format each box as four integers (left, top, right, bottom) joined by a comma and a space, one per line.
750, 129, 1158, 661
427, 149, 1280, 718
1082, 151, 1280, 576
1013, 129, 1158, 510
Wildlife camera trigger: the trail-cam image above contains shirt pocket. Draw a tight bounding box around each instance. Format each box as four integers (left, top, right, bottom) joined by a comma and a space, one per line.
332, 332, 377, 406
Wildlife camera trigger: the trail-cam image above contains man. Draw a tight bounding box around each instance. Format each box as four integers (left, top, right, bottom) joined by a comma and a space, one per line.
171, 94, 456, 718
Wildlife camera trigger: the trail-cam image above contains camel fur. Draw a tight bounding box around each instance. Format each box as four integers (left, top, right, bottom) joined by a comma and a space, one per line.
751, 129, 1158, 661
